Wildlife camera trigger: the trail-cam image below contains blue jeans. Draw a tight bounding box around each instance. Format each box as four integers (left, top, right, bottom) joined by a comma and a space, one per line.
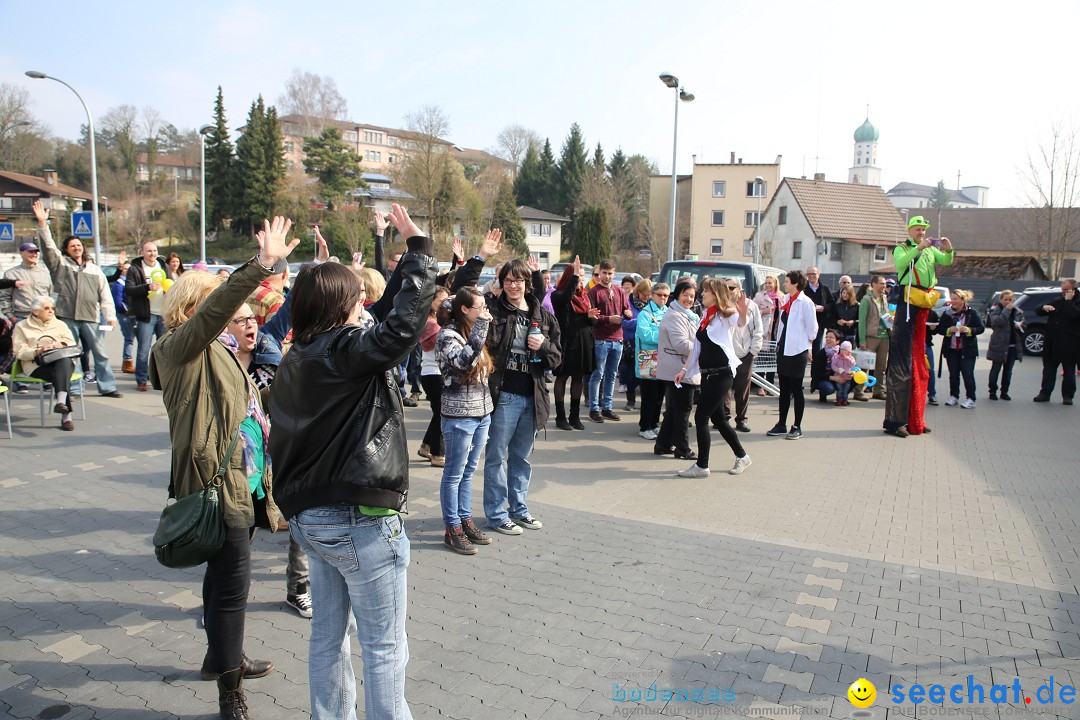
290, 507, 412, 720
135, 314, 167, 384
62, 318, 117, 394
817, 379, 837, 399
589, 339, 622, 411
117, 314, 136, 361
440, 415, 490, 527
926, 345, 937, 399
836, 379, 852, 402
483, 392, 535, 526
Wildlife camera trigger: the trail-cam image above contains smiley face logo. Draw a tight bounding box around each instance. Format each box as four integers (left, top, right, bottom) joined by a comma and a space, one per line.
847, 678, 876, 708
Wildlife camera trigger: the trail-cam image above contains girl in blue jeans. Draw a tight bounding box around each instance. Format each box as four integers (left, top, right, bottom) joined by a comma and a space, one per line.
436, 287, 495, 554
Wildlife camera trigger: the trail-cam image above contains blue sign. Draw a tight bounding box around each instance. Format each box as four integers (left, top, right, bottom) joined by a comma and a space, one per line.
72, 211, 93, 238
0, 222, 13, 243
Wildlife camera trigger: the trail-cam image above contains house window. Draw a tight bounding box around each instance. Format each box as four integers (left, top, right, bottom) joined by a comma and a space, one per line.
363, 131, 384, 144
712, 181, 726, 197
745, 211, 760, 227
283, 141, 295, 153
747, 180, 767, 198
873, 246, 887, 263
541, 223, 551, 236
711, 210, 724, 226
364, 150, 382, 162
792, 241, 802, 259
343, 131, 358, 143
388, 154, 397, 164
710, 240, 723, 256
743, 240, 753, 256
531, 223, 541, 236
830, 242, 843, 261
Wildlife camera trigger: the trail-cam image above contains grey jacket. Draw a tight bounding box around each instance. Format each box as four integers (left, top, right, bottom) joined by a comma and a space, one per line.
731, 300, 764, 359
1, 262, 54, 319
37, 226, 116, 323
657, 304, 701, 385
986, 303, 1025, 363
437, 318, 494, 418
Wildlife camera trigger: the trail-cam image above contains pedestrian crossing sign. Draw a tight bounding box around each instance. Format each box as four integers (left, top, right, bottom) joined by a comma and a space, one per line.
0, 223, 13, 242
72, 211, 93, 238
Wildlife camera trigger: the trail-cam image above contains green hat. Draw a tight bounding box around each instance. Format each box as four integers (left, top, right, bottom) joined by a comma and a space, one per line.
907, 215, 930, 229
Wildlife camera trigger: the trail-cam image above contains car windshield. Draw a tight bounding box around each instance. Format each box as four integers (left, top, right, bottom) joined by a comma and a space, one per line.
659, 264, 752, 292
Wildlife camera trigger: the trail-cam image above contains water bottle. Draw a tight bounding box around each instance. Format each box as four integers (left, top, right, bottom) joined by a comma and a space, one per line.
528, 322, 542, 363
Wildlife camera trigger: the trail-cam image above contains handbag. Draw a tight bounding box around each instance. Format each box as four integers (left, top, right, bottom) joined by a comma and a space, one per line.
897, 265, 940, 310
35, 336, 82, 364
637, 347, 659, 379
153, 385, 242, 569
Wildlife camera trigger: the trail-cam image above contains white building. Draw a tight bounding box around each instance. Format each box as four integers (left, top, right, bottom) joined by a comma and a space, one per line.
518, 206, 569, 269
886, 182, 988, 210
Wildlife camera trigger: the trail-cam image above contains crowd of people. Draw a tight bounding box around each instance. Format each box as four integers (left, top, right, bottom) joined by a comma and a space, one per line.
2, 205, 1080, 720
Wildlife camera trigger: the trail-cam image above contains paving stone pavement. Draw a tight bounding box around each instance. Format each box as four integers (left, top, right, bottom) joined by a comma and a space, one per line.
2, 355, 1079, 719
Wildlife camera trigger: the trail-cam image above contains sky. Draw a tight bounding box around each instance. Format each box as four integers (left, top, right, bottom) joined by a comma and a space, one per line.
2, 0, 1076, 207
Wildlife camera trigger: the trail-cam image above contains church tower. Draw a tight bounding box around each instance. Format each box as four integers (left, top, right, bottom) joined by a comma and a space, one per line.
848, 116, 881, 186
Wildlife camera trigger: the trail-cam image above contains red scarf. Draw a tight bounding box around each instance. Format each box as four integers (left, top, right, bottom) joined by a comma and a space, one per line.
699, 305, 717, 332
780, 290, 801, 314
556, 265, 591, 315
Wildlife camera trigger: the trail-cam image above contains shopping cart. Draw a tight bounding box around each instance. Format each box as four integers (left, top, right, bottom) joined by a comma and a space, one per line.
751, 340, 780, 396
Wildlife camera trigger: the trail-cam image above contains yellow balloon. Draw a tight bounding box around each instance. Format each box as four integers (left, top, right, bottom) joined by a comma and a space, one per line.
150, 268, 166, 283
161, 278, 174, 292
853, 370, 868, 385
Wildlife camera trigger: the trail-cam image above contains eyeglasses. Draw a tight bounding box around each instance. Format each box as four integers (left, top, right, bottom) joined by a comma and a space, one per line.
502, 277, 526, 286
727, 286, 739, 291
39, 306, 55, 312
230, 315, 258, 325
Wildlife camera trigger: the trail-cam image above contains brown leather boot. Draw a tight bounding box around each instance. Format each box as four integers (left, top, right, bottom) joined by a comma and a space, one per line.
217, 666, 249, 719
122, 359, 135, 374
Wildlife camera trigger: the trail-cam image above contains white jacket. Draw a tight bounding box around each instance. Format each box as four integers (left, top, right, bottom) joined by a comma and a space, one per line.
776, 292, 818, 356
686, 310, 740, 378
731, 300, 763, 359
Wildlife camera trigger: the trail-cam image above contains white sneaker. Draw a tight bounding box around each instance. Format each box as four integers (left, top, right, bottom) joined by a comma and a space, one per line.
677, 464, 710, 478
945, 396, 958, 406
730, 456, 752, 475
640, 429, 658, 440
960, 398, 975, 409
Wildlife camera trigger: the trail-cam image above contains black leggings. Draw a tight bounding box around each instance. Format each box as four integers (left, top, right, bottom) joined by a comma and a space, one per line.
30, 357, 74, 397
203, 526, 253, 673
694, 371, 746, 469
778, 374, 805, 429
420, 374, 443, 455
638, 379, 664, 431
554, 373, 584, 406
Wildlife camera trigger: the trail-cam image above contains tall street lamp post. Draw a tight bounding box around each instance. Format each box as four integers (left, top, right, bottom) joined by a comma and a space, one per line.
0, 120, 31, 137
25, 71, 102, 265
753, 175, 764, 265
199, 124, 214, 263
659, 72, 694, 264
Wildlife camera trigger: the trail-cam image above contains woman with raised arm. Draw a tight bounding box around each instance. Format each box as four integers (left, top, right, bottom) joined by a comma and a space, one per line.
149, 217, 299, 720
270, 205, 436, 720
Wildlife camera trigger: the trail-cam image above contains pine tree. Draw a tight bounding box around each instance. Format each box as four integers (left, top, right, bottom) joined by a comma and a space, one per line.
302, 126, 362, 209
537, 139, 558, 213
572, 206, 609, 263
204, 87, 236, 231
592, 142, 605, 171
557, 123, 588, 216
264, 106, 287, 191
514, 142, 541, 207
233, 96, 285, 236
491, 178, 527, 255
431, 162, 457, 242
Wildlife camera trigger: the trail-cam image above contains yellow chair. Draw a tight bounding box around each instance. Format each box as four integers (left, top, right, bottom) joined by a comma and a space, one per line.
11, 359, 87, 428
0, 383, 11, 439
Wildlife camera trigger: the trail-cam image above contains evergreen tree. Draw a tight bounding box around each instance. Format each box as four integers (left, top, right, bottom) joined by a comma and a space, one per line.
264, 106, 287, 190
431, 162, 457, 242
607, 148, 629, 181
537, 139, 558, 213
572, 206, 609, 263
929, 180, 951, 209
302, 126, 363, 209
204, 86, 236, 231
514, 142, 541, 207
592, 142, 605, 171
557, 123, 588, 216
491, 178, 527, 255
233, 96, 280, 236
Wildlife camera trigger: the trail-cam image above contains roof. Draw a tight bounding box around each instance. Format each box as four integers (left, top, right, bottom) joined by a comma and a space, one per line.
908, 207, 1080, 253
361, 173, 392, 184
854, 118, 879, 143
517, 206, 570, 222
0, 170, 92, 201
944, 255, 1048, 280
452, 146, 508, 167
886, 182, 977, 205
277, 114, 453, 146
781, 177, 905, 244
136, 152, 197, 168
350, 187, 414, 201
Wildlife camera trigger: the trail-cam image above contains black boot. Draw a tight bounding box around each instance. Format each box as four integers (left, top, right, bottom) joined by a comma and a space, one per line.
218, 667, 249, 720
202, 652, 274, 681
555, 401, 572, 431
569, 399, 585, 430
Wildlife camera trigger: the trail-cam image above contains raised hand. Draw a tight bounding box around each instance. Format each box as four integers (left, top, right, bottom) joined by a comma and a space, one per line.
451, 236, 464, 262
480, 228, 502, 260
32, 200, 49, 226
573, 255, 582, 278
255, 216, 298, 267
526, 254, 540, 272
372, 209, 389, 236
386, 204, 423, 242
736, 293, 750, 316
940, 236, 953, 252
314, 226, 330, 262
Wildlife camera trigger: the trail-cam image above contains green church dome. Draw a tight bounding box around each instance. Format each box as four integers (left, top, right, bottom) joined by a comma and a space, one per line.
854, 118, 879, 143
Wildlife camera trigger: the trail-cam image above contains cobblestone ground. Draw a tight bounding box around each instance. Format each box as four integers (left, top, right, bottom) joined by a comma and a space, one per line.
1, 354, 1078, 719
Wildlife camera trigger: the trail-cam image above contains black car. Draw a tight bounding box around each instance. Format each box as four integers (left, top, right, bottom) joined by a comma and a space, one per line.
986, 287, 1061, 356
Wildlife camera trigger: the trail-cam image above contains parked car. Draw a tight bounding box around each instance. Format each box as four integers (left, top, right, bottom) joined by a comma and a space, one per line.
1012, 288, 1062, 356
550, 261, 593, 279
656, 260, 787, 299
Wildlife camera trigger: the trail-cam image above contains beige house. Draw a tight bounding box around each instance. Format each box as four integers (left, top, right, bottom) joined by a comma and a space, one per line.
518, 206, 569, 269
278, 114, 451, 174
688, 156, 781, 261
135, 153, 200, 184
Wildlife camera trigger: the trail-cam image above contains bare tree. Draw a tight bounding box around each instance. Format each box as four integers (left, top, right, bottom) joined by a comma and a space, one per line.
142, 106, 163, 182
578, 166, 627, 248
277, 69, 349, 136
400, 105, 452, 227
0, 83, 50, 173
492, 124, 540, 174
99, 104, 140, 181
1019, 122, 1080, 279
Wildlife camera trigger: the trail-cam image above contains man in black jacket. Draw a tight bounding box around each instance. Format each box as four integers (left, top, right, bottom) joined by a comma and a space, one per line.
805, 266, 835, 355
125, 240, 174, 391
1034, 279, 1079, 404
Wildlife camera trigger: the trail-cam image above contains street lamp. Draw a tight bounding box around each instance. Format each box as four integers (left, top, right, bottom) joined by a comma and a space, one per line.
0, 120, 31, 137
25, 71, 102, 265
659, 72, 694, 263
101, 196, 109, 253
199, 124, 214, 263
752, 175, 764, 265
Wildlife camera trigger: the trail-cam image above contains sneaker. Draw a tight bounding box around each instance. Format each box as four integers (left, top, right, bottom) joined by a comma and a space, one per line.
14, 387, 29, 395
402, 396, 418, 407
623, 403, 636, 411
618, 384, 627, 393
461, 518, 492, 545
490, 520, 523, 535
639, 429, 658, 440
512, 515, 543, 530
729, 456, 752, 475
960, 398, 975, 409
677, 464, 710, 478
766, 423, 788, 437
286, 589, 313, 619
928, 396, 939, 406
735, 422, 751, 433
84, 373, 96, 385
945, 396, 958, 406
601, 409, 621, 421
444, 525, 477, 555
785, 426, 803, 440
589, 410, 604, 423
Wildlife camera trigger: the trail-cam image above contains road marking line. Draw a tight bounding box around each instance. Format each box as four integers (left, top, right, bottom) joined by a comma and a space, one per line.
796, 592, 837, 611
786, 613, 830, 635
108, 455, 134, 464
805, 574, 842, 590
812, 558, 849, 573
0, 478, 26, 487
41, 634, 102, 662
775, 636, 823, 662
139, 449, 165, 457
163, 590, 201, 610
35, 470, 67, 479
762, 663, 814, 692
73, 462, 103, 471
